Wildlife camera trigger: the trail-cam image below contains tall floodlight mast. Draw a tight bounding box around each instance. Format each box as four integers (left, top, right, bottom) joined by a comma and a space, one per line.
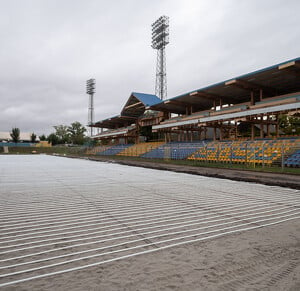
151, 16, 169, 100
86, 78, 95, 136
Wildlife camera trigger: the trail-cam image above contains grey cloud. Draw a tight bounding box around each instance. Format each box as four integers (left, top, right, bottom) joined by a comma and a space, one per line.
0, 0, 299, 135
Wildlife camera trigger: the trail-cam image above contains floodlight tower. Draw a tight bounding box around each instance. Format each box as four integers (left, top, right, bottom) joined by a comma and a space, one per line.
151, 16, 169, 100
86, 78, 95, 136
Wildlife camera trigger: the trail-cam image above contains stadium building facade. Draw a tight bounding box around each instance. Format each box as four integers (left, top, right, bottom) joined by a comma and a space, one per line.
91, 58, 300, 144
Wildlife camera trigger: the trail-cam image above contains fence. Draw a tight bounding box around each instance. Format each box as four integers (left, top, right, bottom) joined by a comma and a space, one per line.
0, 142, 35, 147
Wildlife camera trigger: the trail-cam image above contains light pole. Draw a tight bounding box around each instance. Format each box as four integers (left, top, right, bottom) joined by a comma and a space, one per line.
86, 78, 95, 136
151, 16, 169, 100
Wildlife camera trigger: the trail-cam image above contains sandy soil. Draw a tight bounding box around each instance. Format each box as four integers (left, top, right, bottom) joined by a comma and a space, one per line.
73, 155, 300, 190
1, 155, 299, 290
3, 219, 299, 291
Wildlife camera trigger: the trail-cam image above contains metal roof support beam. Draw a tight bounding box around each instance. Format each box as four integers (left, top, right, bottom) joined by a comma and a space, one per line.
275, 115, 279, 138
119, 116, 137, 120
278, 61, 300, 77
164, 99, 191, 107
260, 116, 264, 138
225, 79, 277, 96
190, 91, 219, 100
283, 69, 300, 78
124, 102, 143, 109
190, 91, 232, 105
278, 61, 300, 70
251, 91, 254, 105
251, 123, 255, 140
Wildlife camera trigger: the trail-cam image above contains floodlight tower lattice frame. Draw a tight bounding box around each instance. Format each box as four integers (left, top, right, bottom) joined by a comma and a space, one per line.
86, 78, 95, 136
152, 16, 169, 100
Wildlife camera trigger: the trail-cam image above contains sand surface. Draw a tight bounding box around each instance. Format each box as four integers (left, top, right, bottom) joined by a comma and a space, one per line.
2, 220, 299, 291
0, 155, 299, 290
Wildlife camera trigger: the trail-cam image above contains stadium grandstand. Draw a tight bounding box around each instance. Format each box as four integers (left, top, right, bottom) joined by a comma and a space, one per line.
88, 58, 300, 167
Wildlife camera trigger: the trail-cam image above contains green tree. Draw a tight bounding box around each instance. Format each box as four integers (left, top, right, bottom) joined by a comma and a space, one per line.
53, 125, 70, 144
139, 126, 158, 141
84, 136, 99, 147
47, 133, 59, 146
31, 133, 37, 143
10, 127, 20, 143
39, 134, 47, 141
237, 122, 251, 137
279, 113, 300, 135
278, 114, 289, 131
289, 114, 300, 134
67, 121, 87, 145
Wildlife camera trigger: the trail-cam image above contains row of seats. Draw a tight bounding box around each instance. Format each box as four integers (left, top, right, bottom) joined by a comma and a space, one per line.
189, 139, 299, 164
86, 139, 300, 166
117, 142, 165, 157
142, 141, 207, 160
285, 149, 300, 167
86, 146, 110, 155
96, 144, 133, 156
87, 141, 206, 159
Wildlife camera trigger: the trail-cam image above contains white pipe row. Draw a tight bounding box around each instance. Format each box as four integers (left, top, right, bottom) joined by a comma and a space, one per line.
1, 203, 292, 250
2, 181, 297, 219
0, 215, 298, 287
1, 206, 297, 269
1, 193, 290, 241
4, 187, 298, 235
0, 198, 283, 245
1, 206, 298, 262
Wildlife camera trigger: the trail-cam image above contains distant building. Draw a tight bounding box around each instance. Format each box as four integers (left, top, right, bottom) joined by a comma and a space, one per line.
0, 132, 40, 142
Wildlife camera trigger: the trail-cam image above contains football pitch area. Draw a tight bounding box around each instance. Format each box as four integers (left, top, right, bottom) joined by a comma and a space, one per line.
0, 155, 299, 289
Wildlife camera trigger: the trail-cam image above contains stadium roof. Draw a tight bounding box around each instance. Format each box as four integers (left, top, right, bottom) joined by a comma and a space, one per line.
149, 57, 300, 114
93, 58, 300, 129
93, 92, 161, 129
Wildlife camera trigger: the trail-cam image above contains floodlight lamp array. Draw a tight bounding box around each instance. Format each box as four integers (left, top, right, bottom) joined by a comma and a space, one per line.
151, 16, 169, 50
86, 79, 96, 95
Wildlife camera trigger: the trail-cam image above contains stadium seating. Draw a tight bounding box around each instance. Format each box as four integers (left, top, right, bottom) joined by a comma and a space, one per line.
117, 142, 165, 157
97, 144, 133, 156
189, 139, 299, 165
86, 146, 111, 155
285, 149, 300, 167
86, 138, 299, 167
142, 141, 207, 160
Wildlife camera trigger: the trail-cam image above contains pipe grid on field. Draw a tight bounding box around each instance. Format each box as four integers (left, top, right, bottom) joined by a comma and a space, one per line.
0, 155, 299, 287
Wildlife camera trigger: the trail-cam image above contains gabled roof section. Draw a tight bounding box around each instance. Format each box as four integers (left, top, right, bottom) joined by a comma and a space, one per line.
132, 92, 161, 106
121, 92, 161, 118
92, 92, 161, 129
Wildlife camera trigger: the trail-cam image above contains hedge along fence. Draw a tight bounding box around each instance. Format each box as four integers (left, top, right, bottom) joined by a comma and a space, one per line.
0, 146, 86, 155
0, 142, 35, 147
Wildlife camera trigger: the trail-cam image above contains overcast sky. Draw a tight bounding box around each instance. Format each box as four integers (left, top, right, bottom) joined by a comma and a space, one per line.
0, 0, 299, 135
